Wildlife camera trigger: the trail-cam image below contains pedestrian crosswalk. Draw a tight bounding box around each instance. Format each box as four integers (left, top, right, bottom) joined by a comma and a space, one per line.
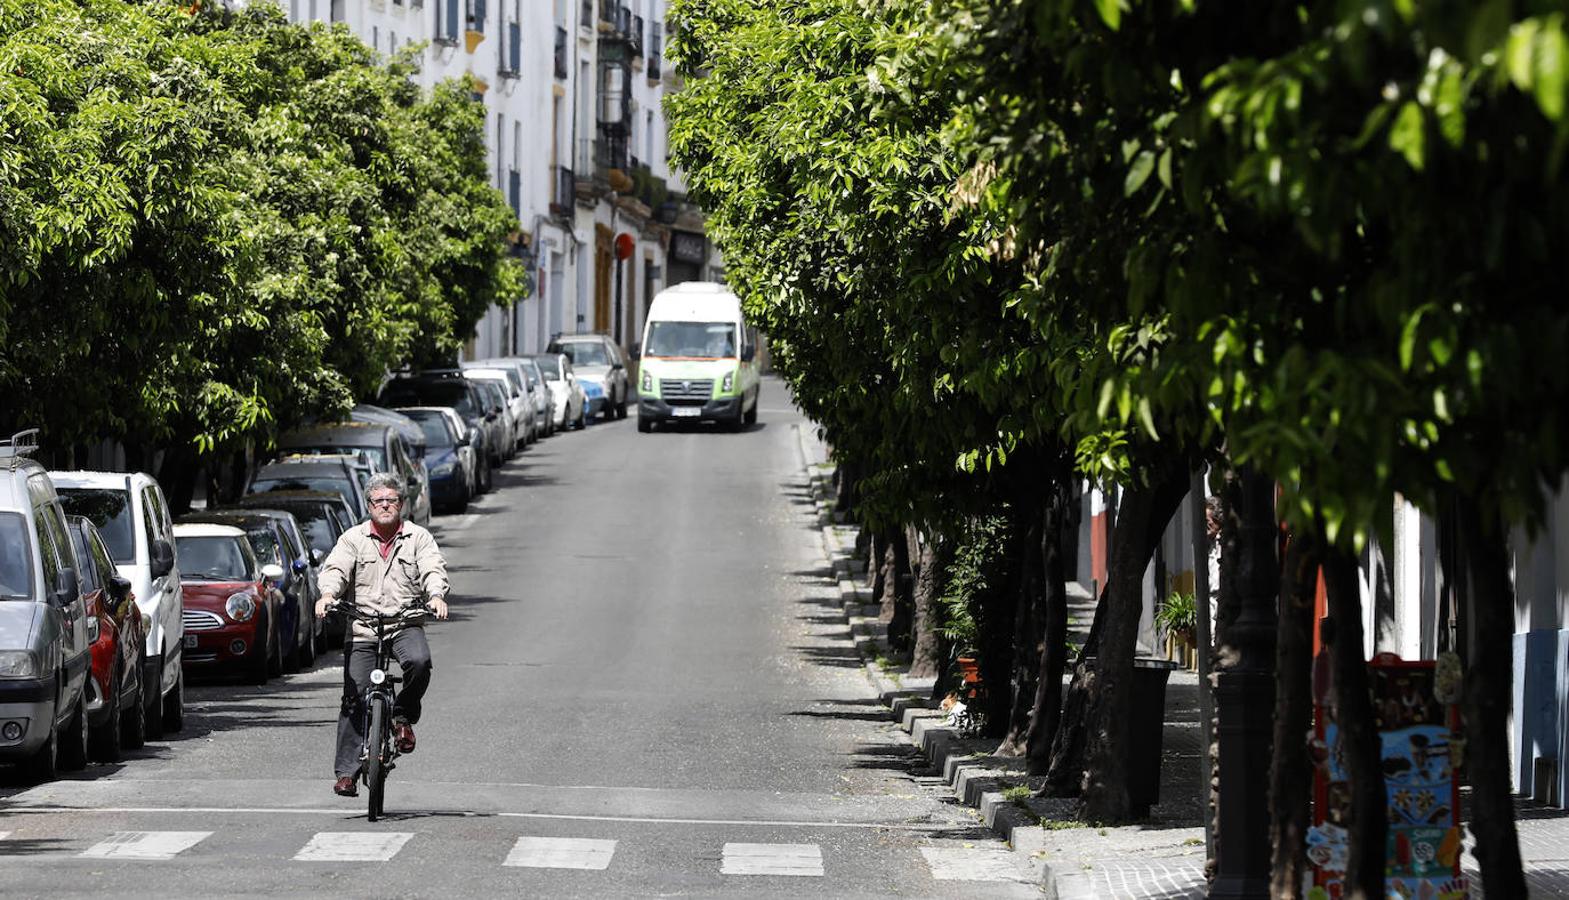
0, 829, 1033, 883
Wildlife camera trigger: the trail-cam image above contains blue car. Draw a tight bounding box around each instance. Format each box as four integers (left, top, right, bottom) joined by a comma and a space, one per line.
580, 379, 606, 422
395, 407, 474, 512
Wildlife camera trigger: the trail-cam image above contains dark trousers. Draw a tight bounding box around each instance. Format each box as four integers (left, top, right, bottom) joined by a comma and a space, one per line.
335, 628, 432, 778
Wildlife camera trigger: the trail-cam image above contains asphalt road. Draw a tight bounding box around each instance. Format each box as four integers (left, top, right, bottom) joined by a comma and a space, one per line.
0, 379, 1039, 898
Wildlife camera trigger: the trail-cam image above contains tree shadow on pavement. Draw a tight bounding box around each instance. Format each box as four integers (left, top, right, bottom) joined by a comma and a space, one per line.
0, 837, 75, 856
789, 646, 866, 668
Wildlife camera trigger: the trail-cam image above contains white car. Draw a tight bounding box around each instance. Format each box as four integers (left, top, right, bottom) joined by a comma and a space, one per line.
477, 357, 553, 439
462, 365, 533, 449
52, 470, 185, 738
531, 353, 587, 430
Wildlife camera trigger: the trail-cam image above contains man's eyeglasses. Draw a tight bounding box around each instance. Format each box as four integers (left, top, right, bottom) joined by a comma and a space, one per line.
369, 497, 402, 508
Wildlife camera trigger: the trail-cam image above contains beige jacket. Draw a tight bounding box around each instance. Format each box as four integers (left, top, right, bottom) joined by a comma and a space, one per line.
317, 521, 449, 642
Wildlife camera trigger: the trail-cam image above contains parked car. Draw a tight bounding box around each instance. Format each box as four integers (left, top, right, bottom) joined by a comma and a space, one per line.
474, 357, 551, 440
0, 433, 91, 780
232, 491, 353, 648
172, 523, 285, 685
531, 353, 587, 431
462, 363, 533, 449
275, 423, 430, 526
377, 372, 496, 493
247, 458, 369, 520
180, 511, 314, 670
467, 377, 514, 467
396, 407, 476, 512
548, 332, 629, 420
65, 515, 147, 761
509, 356, 557, 438
52, 469, 185, 739
350, 404, 431, 504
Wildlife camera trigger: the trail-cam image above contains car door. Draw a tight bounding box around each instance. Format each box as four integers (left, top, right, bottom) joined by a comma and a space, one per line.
141, 484, 181, 672
35, 498, 89, 717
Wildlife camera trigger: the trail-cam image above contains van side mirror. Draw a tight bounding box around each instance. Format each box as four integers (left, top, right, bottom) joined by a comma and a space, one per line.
149, 539, 175, 579
629, 343, 641, 360
52, 568, 80, 607
741, 345, 756, 363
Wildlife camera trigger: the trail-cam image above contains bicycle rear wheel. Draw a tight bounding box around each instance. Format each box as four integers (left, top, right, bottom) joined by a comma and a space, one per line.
366, 697, 386, 822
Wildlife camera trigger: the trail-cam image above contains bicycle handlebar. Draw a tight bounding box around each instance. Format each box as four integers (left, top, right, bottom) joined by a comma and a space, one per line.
328, 600, 431, 625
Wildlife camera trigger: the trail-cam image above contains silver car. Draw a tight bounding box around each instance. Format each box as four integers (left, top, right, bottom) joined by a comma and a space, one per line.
0, 431, 93, 780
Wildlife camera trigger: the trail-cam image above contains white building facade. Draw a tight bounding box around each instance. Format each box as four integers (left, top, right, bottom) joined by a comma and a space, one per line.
279, 0, 718, 359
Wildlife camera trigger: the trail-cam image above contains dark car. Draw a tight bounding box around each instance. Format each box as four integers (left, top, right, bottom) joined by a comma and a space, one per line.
275, 423, 429, 526
232, 491, 354, 648
65, 515, 147, 762
179, 511, 312, 672
395, 407, 474, 512
172, 523, 286, 685
376, 372, 496, 493
248, 458, 369, 520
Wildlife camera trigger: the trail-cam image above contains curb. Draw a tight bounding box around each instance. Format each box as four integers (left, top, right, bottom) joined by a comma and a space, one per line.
793, 424, 1053, 889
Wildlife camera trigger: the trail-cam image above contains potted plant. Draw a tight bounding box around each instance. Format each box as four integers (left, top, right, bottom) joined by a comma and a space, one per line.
1155, 590, 1198, 668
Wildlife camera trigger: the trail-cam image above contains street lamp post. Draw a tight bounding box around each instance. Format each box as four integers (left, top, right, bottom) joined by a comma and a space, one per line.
1208, 465, 1278, 898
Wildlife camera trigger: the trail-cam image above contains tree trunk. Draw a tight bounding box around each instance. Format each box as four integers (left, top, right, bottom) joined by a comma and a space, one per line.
1026, 476, 1073, 775
998, 504, 1047, 755
1454, 493, 1527, 898
909, 534, 952, 679
887, 526, 918, 654
1321, 544, 1385, 900
158, 442, 199, 515
1269, 529, 1320, 899
871, 531, 891, 610
1079, 466, 1190, 822
833, 460, 857, 520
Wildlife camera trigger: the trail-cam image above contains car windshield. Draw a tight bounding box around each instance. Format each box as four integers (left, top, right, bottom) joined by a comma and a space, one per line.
557, 341, 610, 367
286, 509, 338, 556
57, 488, 136, 563
403, 413, 453, 447
245, 529, 282, 567
0, 513, 34, 600
175, 536, 251, 581
285, 445, 386, 471
251, 476, 352, 500
645, 321, 737, 359
381, 382, 477, 418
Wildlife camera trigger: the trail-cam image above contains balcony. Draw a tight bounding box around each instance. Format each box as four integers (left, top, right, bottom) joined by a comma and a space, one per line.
629, 15, 644, 57
599, 1, 631, 36
552, 165, 576, 216
648, 32, 662, 81
554, 26, 569, 79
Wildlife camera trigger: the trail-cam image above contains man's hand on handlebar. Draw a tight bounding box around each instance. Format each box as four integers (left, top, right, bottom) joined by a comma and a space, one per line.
429, 597, 449, 620
315, 595, 337, 620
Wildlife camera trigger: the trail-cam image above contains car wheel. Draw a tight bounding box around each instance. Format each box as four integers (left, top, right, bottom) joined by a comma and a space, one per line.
145, 654, 166, 740
59, 695, 89, 771
267, 613, 285, 678
90, 665, 124, 763
249, 617, 271, 686
162, 664, 184, 733
122, 654, 147, 750
616, 388, 628, 420
744, 392, 758, 426
23, 710, 58, 783
637, 416, 652, 434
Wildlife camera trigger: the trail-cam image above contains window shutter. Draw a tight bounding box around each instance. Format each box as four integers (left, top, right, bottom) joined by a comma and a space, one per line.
474, 0, 487, 33
445, 0, 459, 39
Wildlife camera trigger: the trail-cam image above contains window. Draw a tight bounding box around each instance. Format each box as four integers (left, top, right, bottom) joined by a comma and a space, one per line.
372, 25, 379, 52
435, 0, 460, 42
0, 513, 35, 600
467, 0, 487, 33
58, 488, 136, 563
141, 491, 159, 560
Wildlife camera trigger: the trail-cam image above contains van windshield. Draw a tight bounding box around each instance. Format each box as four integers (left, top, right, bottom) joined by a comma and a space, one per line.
58, 488, 136, 563
645, 322, 736, 359
0, 513, 34, 599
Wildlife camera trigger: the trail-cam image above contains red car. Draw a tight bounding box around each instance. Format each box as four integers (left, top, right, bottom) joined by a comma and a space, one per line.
65, 515, 148, 762
172, 523, 285, 685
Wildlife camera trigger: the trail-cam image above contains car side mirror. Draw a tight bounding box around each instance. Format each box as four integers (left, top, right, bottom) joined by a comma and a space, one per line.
149, 539, 175, 579
108, 573, 132, 601
629, 343, 641, 360
292, 558, 308, 574
52, 568, 80, 607
261, 563, 285, 583
741, 345, 756, 362
457, 434, 471, 447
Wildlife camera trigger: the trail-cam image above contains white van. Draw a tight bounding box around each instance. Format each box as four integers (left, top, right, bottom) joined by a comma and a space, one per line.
52, 470, 185, 737
633, 282, 761, 432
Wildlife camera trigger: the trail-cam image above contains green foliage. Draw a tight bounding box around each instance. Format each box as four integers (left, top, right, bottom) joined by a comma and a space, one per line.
1154, 591, 1196, 638
0, 1, 521, 455
936, 514, 1014, 656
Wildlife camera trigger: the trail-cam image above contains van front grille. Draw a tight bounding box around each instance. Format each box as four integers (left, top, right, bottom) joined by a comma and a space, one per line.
660, 379, 713, 404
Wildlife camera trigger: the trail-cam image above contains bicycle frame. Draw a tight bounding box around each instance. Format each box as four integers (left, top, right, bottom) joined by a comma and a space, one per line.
335, 603, 427, 821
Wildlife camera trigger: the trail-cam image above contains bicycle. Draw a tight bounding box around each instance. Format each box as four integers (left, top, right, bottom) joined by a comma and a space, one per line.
331, 601, 429, 822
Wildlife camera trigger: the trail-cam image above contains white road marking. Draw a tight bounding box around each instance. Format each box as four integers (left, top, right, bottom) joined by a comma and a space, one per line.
0, 831, 9, 840
919, 846, 1032, 882
6, 806, 939, 831
294, 831, 414, 862
503, 836, 617, 870
448, 513, 481, 530
79, 831, 211, 860
721, 842, 824, 877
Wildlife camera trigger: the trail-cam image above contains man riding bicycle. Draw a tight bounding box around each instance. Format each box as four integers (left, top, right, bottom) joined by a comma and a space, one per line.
315, 473, 449, 797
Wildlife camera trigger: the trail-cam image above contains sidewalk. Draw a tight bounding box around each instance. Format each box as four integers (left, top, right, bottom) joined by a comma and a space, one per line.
793, 422, 1569, 899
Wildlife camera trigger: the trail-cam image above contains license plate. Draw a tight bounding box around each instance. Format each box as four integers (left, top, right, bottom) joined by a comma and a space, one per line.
183, 635, 198, 649
672, 407, 701, 418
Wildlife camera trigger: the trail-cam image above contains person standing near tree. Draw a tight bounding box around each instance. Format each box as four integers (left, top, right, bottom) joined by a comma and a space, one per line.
314, 472, 450, 797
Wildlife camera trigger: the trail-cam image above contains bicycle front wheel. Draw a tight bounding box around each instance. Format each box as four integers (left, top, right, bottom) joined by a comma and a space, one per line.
366, 696, 386, 822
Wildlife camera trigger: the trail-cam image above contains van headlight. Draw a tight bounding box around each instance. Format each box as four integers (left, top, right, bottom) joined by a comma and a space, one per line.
226, 592, 256, 623
641, 370, 652, 392
722, 371, 735, 393
0, 651, 38, 679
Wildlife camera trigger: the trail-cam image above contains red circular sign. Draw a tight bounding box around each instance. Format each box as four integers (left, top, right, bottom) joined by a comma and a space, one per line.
614, 232, 636, 261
